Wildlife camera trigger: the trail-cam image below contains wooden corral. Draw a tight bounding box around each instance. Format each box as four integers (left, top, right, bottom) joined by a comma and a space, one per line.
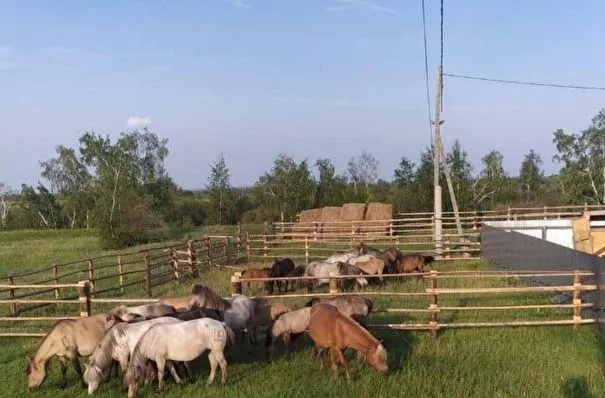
572, 210, 605, 256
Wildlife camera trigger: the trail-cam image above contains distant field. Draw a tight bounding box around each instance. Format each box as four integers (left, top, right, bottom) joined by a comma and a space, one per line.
1, 229, 604, 397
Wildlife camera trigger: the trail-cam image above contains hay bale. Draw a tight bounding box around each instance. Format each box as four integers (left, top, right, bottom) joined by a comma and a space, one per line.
362, 202, 393, 237
293, 208, 322, 236
319, 206, 342, 240
339, 203, 367, 235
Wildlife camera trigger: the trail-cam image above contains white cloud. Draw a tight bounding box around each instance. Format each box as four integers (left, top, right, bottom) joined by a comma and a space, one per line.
223, 0, 252, 8
126, 116, 151, 128
329, 0, 397, 14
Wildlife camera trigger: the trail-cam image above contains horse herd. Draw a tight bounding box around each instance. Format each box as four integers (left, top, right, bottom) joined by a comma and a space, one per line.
241, 242, 435, 294
25, 284, 388, 396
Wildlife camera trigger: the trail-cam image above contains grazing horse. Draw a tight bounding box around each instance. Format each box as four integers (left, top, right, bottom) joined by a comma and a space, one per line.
336, 262, 369, 291
247, 302, 292, 343
394, 253, 435, 280
304, 261, 367, 292
305, 295, 373, 328
26, 314, 110, 390
188, 284, 264, 347
285, 265, 306, 291
351, 259, 387, 284
307, 303, 388, 380
265, 307, 311, 361
83, 317, 184, 395
268, 257, 296, 294
124, 318, 235, 397
240, 267, 272, 294
106, 303, 177, 327
357, 243, 400, 274
324, 251, 358, 264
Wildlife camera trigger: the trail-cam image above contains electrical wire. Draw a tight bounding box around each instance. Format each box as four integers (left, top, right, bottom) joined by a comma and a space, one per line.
443, 73, 605, 91
421, 0, 433, 139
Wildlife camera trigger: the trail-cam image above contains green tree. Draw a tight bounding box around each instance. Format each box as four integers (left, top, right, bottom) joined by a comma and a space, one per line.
393, 157, 415, 188
254, 153, 316, 221
553, 109, 605, 204
472, 150, 511, 208
40, 145, 94, 228
346, 150, 378, 201
314, 158, 346, 207
206, 153, 236, 225
19, 183, 65, 229
519, 149, 544, 203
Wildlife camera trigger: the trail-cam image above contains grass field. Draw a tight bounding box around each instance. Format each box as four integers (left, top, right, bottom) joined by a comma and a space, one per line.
1, 229, 604, 397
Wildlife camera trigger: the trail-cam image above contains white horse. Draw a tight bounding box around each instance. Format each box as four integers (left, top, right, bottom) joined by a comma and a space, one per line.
324, 251, 358, 264
124, 318, 235, 397
83, 317, 183, 395
346, 254, 377, 265
265, 307, 311, 361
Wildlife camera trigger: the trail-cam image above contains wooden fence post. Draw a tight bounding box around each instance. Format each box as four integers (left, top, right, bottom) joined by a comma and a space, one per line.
305, 235, 309, 264
236, 228, 242, 263
169, 246, 180, 283
225, 236, 231, 265
313, 222, 318, 241
389, 219, 394, 237
188, 240, 198, 277
143, 250, 152, 298
472, 211, 478, 230
78, 281, 91, 317
8, 276, 16, 316
52, 264, 60, 299
543, 206, 548, 220
506, 206, 511, 221
428, 270, 438, 338
117, 255, 124, 293
263, 234, 268, 261
329, 272, 339, 295
206, 237, 213, 267
246, 232, 251, 265
87, 259, 95, 298
231, 272, 242, 296
573, 270, 582, 330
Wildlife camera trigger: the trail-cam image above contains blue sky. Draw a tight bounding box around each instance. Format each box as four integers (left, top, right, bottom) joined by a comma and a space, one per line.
1, 0, 604, 190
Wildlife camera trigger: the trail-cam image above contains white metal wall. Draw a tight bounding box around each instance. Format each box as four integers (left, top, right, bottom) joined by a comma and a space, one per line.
483, 220, 574, 249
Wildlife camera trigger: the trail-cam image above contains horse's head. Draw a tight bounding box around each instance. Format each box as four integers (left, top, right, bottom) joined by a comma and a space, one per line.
83, 361, 103, 395
304, 297, 321, 308
26, 356, 47, 390
367, 342, 389, 373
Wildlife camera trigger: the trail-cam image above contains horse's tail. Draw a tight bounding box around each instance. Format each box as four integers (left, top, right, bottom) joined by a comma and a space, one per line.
365, 297, 374, 314
222, 323, 236, 349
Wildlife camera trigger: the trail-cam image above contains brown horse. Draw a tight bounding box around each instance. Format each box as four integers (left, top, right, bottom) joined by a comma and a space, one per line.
240, 267, 272, 294
307, 303, 388, 380
394, 253, 435, 280
26, 314, 110, 389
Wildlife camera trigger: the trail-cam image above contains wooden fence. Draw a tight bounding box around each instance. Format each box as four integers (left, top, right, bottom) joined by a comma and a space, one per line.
0, 268, 597, 338
231, 269, 597, 337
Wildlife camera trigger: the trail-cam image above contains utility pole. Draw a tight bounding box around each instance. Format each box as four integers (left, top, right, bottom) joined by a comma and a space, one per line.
433, 66, 464, 259
433, 66, 443, 259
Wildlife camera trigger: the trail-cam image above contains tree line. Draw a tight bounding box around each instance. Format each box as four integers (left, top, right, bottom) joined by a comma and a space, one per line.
1, 108, 605, 248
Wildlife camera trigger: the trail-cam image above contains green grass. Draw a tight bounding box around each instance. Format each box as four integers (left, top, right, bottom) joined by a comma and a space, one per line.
1, 230, 604, 397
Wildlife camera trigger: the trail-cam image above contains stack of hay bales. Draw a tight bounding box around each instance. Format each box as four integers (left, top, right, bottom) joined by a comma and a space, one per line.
362, 202, 393, 237
319, 206, 342, 241
339, 203, 367, 236
293, 208, 322, 237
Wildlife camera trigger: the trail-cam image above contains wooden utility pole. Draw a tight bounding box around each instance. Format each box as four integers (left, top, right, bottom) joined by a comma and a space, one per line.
433, 66, 444, 259
433, 66, 464, 256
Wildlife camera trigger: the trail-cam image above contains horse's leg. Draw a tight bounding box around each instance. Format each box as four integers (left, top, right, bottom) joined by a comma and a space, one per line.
155, 358, 166, 393
70, 357, 86, 388
329, 348, 339, 379
166, 361, 182, 385
335, 349, 351, 381
58, 357, 69, 389
207, 352, 218, 386
184, 361, 194, 383
215, 350, 228, 385
315, 347, 325, 370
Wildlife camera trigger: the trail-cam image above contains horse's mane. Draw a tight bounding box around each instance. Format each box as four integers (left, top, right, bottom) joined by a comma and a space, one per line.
91, 323, 127, 368
334, 307, 380, 346
190, 284, 231, 310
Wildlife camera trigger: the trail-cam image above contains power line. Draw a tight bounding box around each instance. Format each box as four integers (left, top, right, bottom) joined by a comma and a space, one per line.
420, 0, 433, 139
439, 0, 444, 73
443, 73, 605, 91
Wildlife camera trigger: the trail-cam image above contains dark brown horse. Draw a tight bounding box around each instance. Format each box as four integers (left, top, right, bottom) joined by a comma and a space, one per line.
268, 258, 296, 294
307, 303, 388, 380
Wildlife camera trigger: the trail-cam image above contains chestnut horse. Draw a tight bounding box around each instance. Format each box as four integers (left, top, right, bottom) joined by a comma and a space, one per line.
394, 253, 435, 281
240, 268, 272, 294
307, 303, 388, 380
